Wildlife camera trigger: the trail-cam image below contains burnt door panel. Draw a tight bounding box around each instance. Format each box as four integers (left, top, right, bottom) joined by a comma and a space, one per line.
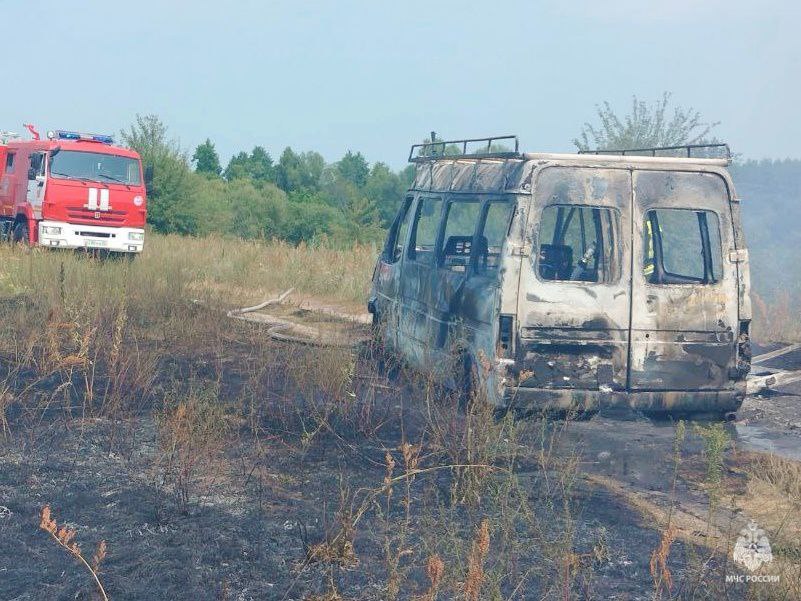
516, 167, 632, 391
373, 196, 414, 351
629, 171, 738, 391
398, 196, 443, 368
429, 199, 484, 351
457, 199, 517, 330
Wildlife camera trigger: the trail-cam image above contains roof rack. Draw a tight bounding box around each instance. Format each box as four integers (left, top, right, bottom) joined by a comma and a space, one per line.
409, 133, 520, 163
578, 143, 731, 161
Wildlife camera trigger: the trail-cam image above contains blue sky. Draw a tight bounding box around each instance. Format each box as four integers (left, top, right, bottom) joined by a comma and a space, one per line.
2, 0, 798, 168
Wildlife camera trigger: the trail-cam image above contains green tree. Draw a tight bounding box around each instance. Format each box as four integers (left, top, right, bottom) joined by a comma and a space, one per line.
274, 148, 324, 192
223, 146, 275, 183
189, 173, 229, 236
284, 201, 345, 244
337, 193, 383, 243
192, 138, 222, 176
223, 151, 251, 181
120, 114, 198, 234
336, 150, 369, 188
364, 162, 407, 226
226, 179, 288, 239
573, 92, 719, 151
248, 146, 275, 182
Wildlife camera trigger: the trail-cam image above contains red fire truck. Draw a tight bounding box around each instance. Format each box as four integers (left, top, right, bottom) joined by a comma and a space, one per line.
0, 127, 148, 253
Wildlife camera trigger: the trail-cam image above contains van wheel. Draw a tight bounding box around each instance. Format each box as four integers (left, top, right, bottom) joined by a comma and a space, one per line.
457, 358, 509, 421
367, 314, 400, 381
455, 354, 478, 410
12, 221, 29, 245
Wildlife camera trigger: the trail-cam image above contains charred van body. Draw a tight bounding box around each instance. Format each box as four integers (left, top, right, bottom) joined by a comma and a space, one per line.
368, 136, 751, 416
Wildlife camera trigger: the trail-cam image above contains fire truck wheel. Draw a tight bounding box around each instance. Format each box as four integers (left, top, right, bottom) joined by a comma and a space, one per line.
12, 222, 29, 245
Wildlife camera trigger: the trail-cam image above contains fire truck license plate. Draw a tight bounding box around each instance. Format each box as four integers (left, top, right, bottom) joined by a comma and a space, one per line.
86, 240, 107, 248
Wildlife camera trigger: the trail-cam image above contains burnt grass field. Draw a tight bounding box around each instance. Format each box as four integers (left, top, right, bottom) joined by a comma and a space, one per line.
0, 236, 800, 601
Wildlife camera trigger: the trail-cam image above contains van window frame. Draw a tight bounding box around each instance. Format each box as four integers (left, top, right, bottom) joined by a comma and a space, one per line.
436, 196, 484, 271
473, 197, 516, 277
643, 207, 724, 287
382, 195, 414, 264
431, 194, 516, 275
406, 194, 445, 265
534, 203, 623, 286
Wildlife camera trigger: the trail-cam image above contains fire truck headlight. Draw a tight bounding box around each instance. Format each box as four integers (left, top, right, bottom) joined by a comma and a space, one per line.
42, 226, 62, 235
128, 232, 144, 241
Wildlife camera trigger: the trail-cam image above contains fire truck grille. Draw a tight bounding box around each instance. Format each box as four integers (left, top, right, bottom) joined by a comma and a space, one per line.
65, 206, 127, 225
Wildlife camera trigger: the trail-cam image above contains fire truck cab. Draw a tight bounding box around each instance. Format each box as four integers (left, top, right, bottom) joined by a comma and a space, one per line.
0, 129, 147, 253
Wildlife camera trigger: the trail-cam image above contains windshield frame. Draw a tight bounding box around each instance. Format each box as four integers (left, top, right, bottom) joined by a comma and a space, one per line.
48, 149, 143, 187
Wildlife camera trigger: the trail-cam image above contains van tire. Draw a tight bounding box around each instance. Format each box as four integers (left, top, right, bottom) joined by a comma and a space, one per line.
367, 313, 400, 381
455, 353, 477, 409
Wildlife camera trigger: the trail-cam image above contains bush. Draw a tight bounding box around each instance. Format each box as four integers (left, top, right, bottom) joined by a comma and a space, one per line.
226, 180, 288, 240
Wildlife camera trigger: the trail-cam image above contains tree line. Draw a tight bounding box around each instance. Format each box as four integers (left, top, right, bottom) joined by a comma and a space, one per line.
121, 115, 415, 245
121, 95, 800, 302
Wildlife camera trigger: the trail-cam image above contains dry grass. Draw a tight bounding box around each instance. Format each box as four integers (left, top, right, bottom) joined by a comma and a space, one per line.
463, 519, 490, 601
39, 505, 109, 601
649, 524, 678, 595
156, 385, 231, 506
731, 451, 801, 599
739, 452, 801, 553
0, 234, 375, 423
418, 554, 445, 601
7, 233, 799, 600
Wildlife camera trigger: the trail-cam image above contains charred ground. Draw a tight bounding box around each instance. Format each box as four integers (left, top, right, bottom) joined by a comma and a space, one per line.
0, 236, 799, 600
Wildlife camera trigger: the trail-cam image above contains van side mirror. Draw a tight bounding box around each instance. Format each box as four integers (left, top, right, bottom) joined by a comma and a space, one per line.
144, 165, 154, 186
27, 167, 36, 181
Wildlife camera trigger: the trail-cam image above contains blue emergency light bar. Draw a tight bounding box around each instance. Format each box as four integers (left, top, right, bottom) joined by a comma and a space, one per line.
54, 130, 114, 144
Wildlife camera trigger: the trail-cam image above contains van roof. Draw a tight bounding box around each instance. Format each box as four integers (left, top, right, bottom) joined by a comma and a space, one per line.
408, 135, 733, 194
410, 153, 733, 195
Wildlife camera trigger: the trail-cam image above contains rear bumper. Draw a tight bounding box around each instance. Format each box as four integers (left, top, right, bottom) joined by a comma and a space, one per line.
505, 383, 745, 415
38, 220, 144, 253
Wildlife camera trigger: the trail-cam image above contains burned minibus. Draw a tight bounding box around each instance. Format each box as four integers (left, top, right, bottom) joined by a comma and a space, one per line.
368, 136, 751, 416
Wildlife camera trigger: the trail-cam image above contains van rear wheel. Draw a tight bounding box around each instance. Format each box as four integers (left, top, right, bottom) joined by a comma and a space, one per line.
457, 355, 508, 418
